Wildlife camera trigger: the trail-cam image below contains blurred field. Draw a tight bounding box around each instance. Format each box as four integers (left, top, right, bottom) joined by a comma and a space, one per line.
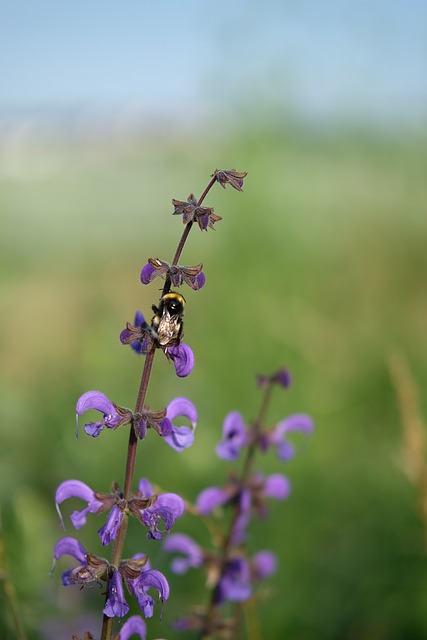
1, 123, 427, 639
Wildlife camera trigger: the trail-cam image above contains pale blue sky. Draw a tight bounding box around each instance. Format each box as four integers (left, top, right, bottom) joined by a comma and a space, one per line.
1, 0, 426, 126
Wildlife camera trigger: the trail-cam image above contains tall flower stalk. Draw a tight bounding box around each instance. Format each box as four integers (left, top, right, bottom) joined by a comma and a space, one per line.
163, 370, 314, 638
51, 169, 247, 640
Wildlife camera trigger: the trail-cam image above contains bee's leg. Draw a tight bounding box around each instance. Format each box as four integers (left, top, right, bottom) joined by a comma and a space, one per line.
177, 321, 183, 342
141, 322, 158, 342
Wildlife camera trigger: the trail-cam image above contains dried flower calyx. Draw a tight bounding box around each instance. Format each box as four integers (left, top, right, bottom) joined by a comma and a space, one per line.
141, 258, 205, 290
172, 194, 222, 231
212, 168, 248, 191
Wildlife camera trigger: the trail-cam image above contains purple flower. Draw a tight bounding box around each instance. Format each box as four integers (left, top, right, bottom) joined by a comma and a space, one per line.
76, 391, 127, 438
51, 536, 87, 577
138, 478, 154, 497
55, 479, 103, 529
134, 478, 185, 540
155, 492, 186, 520
230, 488, 251, 545
127, 566, 170, 619
217, 557, 251, 603
195, 486, 229, 515
163, 533, 204, 574
257, 368, 292, 389
98, 505, 125, 546
251, 550, 277, 580
216, 551, 277, 605
131, 311, 149, 354
51, 537, 109, 587
270, 413, 314, 461
120, 311, 151, 355
140, 261, 158, 284
263, 473, 291, 500
104, 568, 130, 619
216, 411, 249, 460
167, 342, 194, 378
142, 493, 185, 540
163, 397, 198, 452
249, 472, 291, 519
113, 615, 147, 640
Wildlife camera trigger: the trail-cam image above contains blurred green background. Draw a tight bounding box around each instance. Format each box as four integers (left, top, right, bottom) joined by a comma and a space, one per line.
2, 126, 427, 640
1, 2, 427, 639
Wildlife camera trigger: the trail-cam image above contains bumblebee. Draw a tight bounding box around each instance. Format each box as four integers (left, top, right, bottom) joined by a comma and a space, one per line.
151, 292, 186, 348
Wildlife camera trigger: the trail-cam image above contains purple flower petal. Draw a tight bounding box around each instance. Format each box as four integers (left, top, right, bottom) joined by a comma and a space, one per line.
142, 494, 184, 540
257, 369, 292, 389
271, 413, 314, 461
197, 211, 210, 230
120, 311, 149, 355
75, 390, 121, 438
163, 533, 203, 574
164, 426, 195, 452
51, 536, 88, 581
275, 369, 292, 388
136, 569, 170, 601
134, 417, 147, 439
263, 473, 291, 500
130, 569, 169, 619
134, 310, 145, 326
196, 487, 229, 515
142, 506, 174, 540
168, 343, 194, 378
167, 397, 198, 426
218, 558, 251, 603
230, 489, 251, 545
156, 417, 173, 437
164, 397, 197, 452
129, 579, 154, 619
120, 327, 131, 344
98, 505, 124, 546
103, 569, 129, 619
140, 263, 157, 284
195, 271, 206, 289
55, 480, 102, 529
156, 493, 185, 520
61, 569, 77, 586
116, 615, 147, 640
251, 551, 278, 580
274, 413, 314, 436
76, 390, 116, 417
216, 411, 248, 460
138, 478, 154, 498
83, 422, 105, 437
52, 536, 87, 566
131, 311, 148, 354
